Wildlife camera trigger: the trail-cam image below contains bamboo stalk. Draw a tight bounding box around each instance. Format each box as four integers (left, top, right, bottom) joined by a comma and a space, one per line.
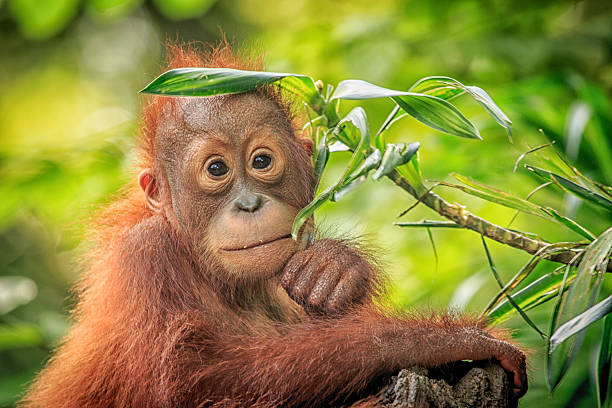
385, 170, 606, 269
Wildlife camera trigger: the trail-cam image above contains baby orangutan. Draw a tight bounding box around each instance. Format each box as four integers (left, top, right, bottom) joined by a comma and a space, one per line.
21, 44, 527, 408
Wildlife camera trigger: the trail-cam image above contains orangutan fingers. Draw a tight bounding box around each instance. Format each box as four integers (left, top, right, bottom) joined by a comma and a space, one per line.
326, 266, 368, 313
306, 263, 343, 311
291, 256, 326, 302
497, 346, 528, 398
281, 250, 314, 291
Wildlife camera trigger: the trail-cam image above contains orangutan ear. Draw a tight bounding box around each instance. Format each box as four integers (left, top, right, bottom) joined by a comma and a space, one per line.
138, 169, 162, 213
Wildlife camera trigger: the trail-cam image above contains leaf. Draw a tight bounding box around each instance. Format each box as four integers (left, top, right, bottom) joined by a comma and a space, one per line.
482, 243, 581, 315
330, 79, 481, 140
487, 269, 577, 325
312, 132, 329, 183
409, 76, 513, 141
526, 165, 612, 211
449, 173, 546, 216
450, 173, 595, 239
394, 220, 462, 228
392, 96, 480, 140
333, 176, 365, 202
333, 149, 382, 202
547, 227, 612, 390
396, 151, 425, 191
291, 187, 333, 240
426, 228, 438, 275
375, 105, 402, 150
328, 141, 350, 152
372, 142, 420, 180
481, 236, 545, 337
292, 107, 372, 238
140, 67, 323, 108
464, 85, 513, 142
550, 294, 612, 352
513, 143, 555, 173
544, 207, 596, 241
506, 182, 553, 229
336, 106, 371, 152
409, 76, 466, 99
597, 315, 612, 408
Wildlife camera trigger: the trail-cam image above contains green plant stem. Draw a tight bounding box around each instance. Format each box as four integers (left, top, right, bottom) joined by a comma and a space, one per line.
385, 169, 606, 269
313, 97, 603, 270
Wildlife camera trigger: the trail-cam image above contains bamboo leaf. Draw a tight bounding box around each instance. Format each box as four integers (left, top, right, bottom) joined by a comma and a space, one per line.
328, 141, 350, 152
547, 227, 612, 390
396, 151, 425, 190
409, 76, 513, 141
513, 143, 555, 173
333, 149, 382, 202
331, 79, 481, 140
550, 294, 612, 351
372, 142, 420, 180
291, 188, 333, 240
140, 67, 323, 108
448, 173, 546, 216
409, 76, 466, 99
312, 132, 329, 183
526, 165, 612, 211
482, 243, 582, 315
543, 207, 596, 241
332, 176, 365, 202
487, 269, 577, 325
334, 106, 370, 151
292, 107, 372, 238
450, 173, 595, 239
481, 236, 545, 337
392, 95, 480, 140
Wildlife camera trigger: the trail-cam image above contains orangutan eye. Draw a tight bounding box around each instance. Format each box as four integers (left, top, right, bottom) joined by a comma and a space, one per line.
252, 155, 272, 170
208, 161, 229, 177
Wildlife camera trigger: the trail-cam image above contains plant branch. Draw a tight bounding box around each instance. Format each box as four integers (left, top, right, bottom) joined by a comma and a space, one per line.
385, 170, 610, 269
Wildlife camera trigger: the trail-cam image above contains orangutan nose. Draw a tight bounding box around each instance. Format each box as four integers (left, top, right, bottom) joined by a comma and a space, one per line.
234, 192, 264, 213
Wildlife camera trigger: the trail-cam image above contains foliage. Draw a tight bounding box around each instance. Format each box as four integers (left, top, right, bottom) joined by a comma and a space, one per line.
142, 63, 612, 400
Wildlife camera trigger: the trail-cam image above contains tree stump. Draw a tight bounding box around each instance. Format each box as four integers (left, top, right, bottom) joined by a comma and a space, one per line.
353, 361, 515, 408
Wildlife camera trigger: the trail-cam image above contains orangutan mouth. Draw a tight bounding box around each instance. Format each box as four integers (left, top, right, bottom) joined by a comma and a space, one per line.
222, 234, 293, 251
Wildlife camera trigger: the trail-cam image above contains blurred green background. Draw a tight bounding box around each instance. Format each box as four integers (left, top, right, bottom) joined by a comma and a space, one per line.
1, 0, 611, 406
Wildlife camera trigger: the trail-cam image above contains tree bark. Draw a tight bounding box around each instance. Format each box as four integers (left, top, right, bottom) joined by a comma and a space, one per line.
352, 361, 515, 408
